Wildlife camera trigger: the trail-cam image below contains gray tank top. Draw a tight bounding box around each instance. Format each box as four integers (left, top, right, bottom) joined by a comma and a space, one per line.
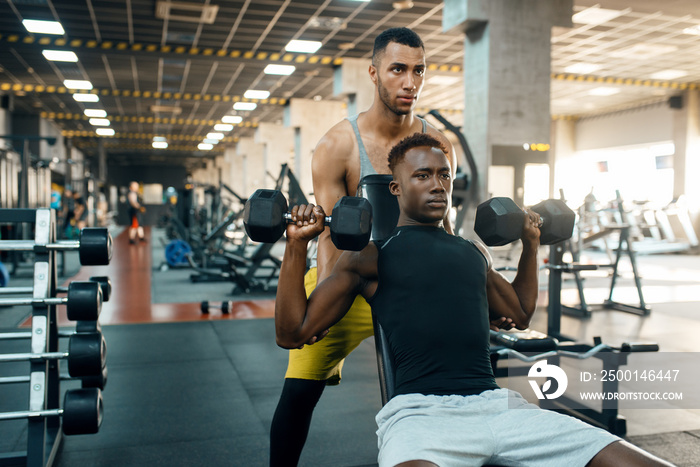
348, 113, 427, 179
309, 114, 428, 268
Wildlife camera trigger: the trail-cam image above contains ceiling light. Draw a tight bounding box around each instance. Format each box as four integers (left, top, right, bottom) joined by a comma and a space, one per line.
392, 1, 414, 9
206, 132, 225, 140
84, 109, 107, 118
203, 139, 220, 144
285, 40, 322, 54
572, 6, 624, 25
95, 128, 115, 136
650, 70, 688, 80
150, 105, 182, 114
22, 19, 65, 35
73, 93, 99, 102
63, 79, 93, 90
198, 143, 213, 150
683, 25, 700, 36
89, 118, 110, 126
233, 102, 257, 111
152, 141, 168, 149
588, 87, 620, 96
153, 136, 167, 142
610, 43, 677, 60
338, 42, 355, 51
563, 63, 600, 74
244, 90, 270, 100
42, 50, 78, 62
221, 115, 243, 124
264, 64, 295, 75
214, 124, 234, 131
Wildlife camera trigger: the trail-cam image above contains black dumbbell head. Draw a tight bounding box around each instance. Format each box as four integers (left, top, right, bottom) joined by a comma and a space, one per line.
329, 197, 372, 251
243, 189, 288, 243
62, 388, 103, 436
67, 332, 107, 378
66, 281, 103, 322
79, 228, 113, 266
89, 276, 111, 302
474, 197, 524, 246
81, 366, 108, 390
531, 199, 576, 245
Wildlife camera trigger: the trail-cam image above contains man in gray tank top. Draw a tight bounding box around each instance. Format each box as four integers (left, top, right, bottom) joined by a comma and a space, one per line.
269, 27, 460, 466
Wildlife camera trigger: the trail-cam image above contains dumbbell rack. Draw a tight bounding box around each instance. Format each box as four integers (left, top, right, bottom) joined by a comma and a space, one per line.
1, 208, 70, 467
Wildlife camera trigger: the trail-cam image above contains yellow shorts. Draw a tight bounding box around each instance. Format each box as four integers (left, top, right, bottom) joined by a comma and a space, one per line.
284, 267, 374, 385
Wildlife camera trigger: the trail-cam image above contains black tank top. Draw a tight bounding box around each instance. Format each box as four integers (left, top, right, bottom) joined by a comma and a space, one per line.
368, 225, 499, 397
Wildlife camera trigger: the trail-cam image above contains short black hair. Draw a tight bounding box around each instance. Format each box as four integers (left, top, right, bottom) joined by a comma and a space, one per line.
372, 27, 424, 65
387, 133, 447, 173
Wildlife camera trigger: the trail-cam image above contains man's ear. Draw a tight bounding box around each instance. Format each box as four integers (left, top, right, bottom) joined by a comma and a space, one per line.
369, 64, 378, 85
389, 179, 400, 196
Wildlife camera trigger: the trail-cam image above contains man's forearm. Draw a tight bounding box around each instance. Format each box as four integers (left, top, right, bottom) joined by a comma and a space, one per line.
275, 240, 312, 348
511, 242, 539, 319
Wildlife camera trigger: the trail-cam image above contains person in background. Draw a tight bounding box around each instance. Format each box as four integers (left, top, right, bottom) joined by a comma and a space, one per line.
127, 181, 146, 244
72, 191, 88, 231
61, 187, 75, 239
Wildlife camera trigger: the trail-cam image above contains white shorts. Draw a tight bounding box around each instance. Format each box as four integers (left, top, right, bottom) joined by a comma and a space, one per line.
375, 389, 620, 467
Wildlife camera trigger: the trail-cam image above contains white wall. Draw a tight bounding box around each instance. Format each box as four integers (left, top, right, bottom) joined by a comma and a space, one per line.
575, 104, 674, 151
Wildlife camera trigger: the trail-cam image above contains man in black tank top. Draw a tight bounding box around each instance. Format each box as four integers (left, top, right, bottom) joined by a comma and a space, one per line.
274, 133, 671, 466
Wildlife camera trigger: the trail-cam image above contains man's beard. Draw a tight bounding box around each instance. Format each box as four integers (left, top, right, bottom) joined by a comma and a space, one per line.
377, 75, 411, 116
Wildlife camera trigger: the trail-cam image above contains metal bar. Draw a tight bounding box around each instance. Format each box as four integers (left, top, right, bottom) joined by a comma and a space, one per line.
0, 408, 62, 421
0, 297, 64, 306
0, 352, 69, 363
0, 330, 72, 340
0, 240, 79, 251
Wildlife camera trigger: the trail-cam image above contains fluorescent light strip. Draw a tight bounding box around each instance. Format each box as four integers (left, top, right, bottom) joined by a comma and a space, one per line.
64, 79, 93, 90
73, 93, 99, 102
22, 19, 65, 35
214, 124, 234, 131
84, 109, 107, 118
153, 136, 167, 142
42, 50, 78, 62
221, 115, 243, 124
203, 139, 220, 144
198, 143, 214, 150
89, 118, 110, 126
233, 102, 256, 111
264, 64, 295, 75
206, 132, 225, 140
152, 142, 168, 149
285, 40, 322, 54
244, 90, 270, 100
95, 128, 115, 136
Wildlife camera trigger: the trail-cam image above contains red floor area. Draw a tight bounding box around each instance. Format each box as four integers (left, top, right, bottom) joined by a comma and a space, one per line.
24, 227, 275, 327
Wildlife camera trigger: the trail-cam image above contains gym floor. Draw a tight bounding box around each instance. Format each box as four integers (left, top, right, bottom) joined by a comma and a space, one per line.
1, 228, 700, 466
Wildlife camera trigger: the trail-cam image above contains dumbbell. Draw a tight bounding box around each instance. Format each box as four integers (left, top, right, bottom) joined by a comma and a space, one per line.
0, 228, 112, 266
474, 197, 576, 246
0, 331, 107, 377
201, 300, 230, 314
0, 388, 103, 435
0, 276, 112, 303
243, 189, 373, 251
0, 281, 103, 321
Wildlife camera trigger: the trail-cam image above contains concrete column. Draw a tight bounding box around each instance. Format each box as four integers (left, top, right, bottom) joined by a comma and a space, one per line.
550, 118, 577, 201
334, 58, 375, 116
255, 122, 295, 188
283, 98, 347, 197
236, 136, 265, 196
672, 89, 700, 230
443, 0, 573, 204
